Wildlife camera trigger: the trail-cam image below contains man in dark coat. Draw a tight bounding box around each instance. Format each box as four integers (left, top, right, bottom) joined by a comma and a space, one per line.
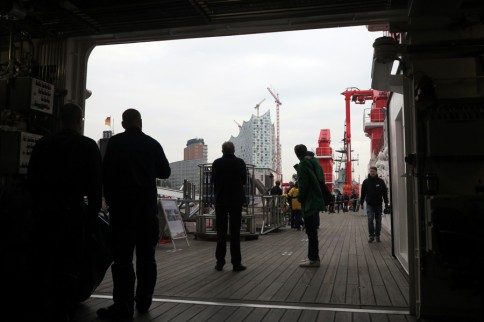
98, 108, 170, 319
270, 180, 283, 195
360, 166, 389, 243
212, 141, 247, 272
28, 103, 102, 321
294, 144, 325, 268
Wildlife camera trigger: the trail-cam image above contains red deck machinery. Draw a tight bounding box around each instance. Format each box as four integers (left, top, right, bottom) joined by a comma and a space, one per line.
315, 129, 334, 192
340, 88, 388, 195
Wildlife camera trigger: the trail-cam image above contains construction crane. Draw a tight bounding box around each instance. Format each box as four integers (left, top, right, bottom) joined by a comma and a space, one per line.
267, 86, 282, 181
233, 120, 242, 129
254, 98, 265, 117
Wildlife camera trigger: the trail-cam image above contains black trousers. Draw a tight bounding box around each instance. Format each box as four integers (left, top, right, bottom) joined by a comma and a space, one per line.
215, 204, 242, 266
304, 212, 320, 261
110, 205, 160, 310
30, 205, 86, 319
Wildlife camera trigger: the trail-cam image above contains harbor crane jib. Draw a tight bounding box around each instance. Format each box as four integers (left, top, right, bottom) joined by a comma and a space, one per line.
267, 87, 282, 181
341, 87, 387, 185
254, 98, 265, 117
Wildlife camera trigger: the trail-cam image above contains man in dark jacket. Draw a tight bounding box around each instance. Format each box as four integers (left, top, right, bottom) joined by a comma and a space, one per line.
294, 144, 325, 267
28, 103, 102, 321
360, 166, 389, 243
270, 180, 283, 195
98, 109, 170, 319
212, 141, 247, 272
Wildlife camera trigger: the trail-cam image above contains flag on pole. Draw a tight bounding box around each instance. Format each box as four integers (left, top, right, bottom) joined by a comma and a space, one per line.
105, 116, 111, 126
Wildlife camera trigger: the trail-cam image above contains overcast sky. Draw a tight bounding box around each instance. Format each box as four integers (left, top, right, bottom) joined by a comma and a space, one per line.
84, 26, 383, 184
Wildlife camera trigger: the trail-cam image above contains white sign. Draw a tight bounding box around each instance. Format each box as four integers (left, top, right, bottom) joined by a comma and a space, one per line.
159, 199, 188, 240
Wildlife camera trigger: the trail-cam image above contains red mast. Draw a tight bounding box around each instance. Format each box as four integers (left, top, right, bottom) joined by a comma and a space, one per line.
341, 88, 375, 185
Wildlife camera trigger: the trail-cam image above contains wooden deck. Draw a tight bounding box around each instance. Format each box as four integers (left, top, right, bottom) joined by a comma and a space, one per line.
71, 210, 423, 322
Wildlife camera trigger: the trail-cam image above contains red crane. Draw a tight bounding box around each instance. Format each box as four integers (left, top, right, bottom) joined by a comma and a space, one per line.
267, 87, 282, 181
340, 88, 375, 185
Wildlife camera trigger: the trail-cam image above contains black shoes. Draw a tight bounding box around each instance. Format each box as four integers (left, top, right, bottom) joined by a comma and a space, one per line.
368, 236, 381, 243
215, 262, 246, 271
299, 259, 320, 268
97, 304, 133, 320
233, 265, 247, 272
135, 297, 151, 314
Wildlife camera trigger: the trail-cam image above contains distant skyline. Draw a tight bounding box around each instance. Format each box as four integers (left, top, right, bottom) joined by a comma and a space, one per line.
84, 26, 383, 183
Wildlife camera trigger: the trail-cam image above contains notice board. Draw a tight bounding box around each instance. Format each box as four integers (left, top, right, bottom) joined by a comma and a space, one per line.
159, 199, 189, 247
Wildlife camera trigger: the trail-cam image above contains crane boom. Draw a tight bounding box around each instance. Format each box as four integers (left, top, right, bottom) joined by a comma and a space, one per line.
267, 87, 282, 181
254, 98, 266, 117
267, 88, 282, 105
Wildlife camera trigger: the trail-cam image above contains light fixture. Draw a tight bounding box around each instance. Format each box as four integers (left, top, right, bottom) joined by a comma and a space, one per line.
371, 37, 404, 94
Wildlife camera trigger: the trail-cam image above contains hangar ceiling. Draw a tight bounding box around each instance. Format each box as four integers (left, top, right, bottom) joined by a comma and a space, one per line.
1, 0, 410, 43
1, 1, 483, 45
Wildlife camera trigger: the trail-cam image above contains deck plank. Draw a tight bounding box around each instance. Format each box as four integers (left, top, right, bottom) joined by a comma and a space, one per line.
334, 311, 352, 322
70, 211, 414, 322
169, 304, 207, 322
370, 313, 390, 322
301, 213, 343, 303
352, 312, 371, 322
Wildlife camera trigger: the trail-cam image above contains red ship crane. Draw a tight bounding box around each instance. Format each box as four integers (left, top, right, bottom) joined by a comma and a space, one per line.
267, 87, 282, 181
341, 88, 375, 185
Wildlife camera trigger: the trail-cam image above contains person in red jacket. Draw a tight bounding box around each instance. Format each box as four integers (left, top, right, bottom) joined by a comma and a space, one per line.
360, 166, 389, 243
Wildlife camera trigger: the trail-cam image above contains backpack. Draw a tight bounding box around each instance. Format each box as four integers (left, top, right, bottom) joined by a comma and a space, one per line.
309, 159, 332, 205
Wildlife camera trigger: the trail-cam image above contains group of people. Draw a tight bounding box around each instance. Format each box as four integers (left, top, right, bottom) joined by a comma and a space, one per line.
29, 104, 171, 321
27, 103, 390, 321
329, 190, 359, 213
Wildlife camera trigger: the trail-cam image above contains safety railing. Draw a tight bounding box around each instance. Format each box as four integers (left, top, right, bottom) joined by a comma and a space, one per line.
363, 107, 386, 131
260, 195, 287, 234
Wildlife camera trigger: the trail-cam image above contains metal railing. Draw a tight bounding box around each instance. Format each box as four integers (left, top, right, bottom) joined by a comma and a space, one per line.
363, 107, 386, 131
260, 195, 286, 234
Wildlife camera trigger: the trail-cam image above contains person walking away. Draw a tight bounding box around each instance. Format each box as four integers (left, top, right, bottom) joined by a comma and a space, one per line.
360, 166, 389, 243
294, 144, 325, 267
28, 103, 102, 321
342, 192, 350, 212
98, 109, 171, 319
287, 182, 304, 230
212, 141, 247, 272
329, 193, 336, 213
350, 189, 358, 212
335, 191, 343, 213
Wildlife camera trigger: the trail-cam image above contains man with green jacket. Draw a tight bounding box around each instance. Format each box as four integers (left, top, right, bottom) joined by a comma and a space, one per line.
294, 144, 325, 267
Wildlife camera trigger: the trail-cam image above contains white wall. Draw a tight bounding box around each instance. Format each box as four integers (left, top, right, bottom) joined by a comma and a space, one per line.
388, 93, 409, 272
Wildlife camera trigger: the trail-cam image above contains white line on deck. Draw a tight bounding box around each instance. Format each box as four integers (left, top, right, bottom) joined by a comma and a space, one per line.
90, 294, 410, 315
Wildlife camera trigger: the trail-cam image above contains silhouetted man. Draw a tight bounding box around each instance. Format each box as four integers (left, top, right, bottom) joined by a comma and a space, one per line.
98, 108, 170, 319
28, 103, 102, 321
270, 180, 283, 195
212, 141, 247, 272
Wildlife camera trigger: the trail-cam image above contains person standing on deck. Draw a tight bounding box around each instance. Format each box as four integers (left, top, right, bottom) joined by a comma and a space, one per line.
98, 108, 171, 319
360, 166, 389, 243
212, 141, 247, 272
287, 182, 304, 230
294, 144, 325, 268
270, 180, 283, 195
28, 103, 102, 321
